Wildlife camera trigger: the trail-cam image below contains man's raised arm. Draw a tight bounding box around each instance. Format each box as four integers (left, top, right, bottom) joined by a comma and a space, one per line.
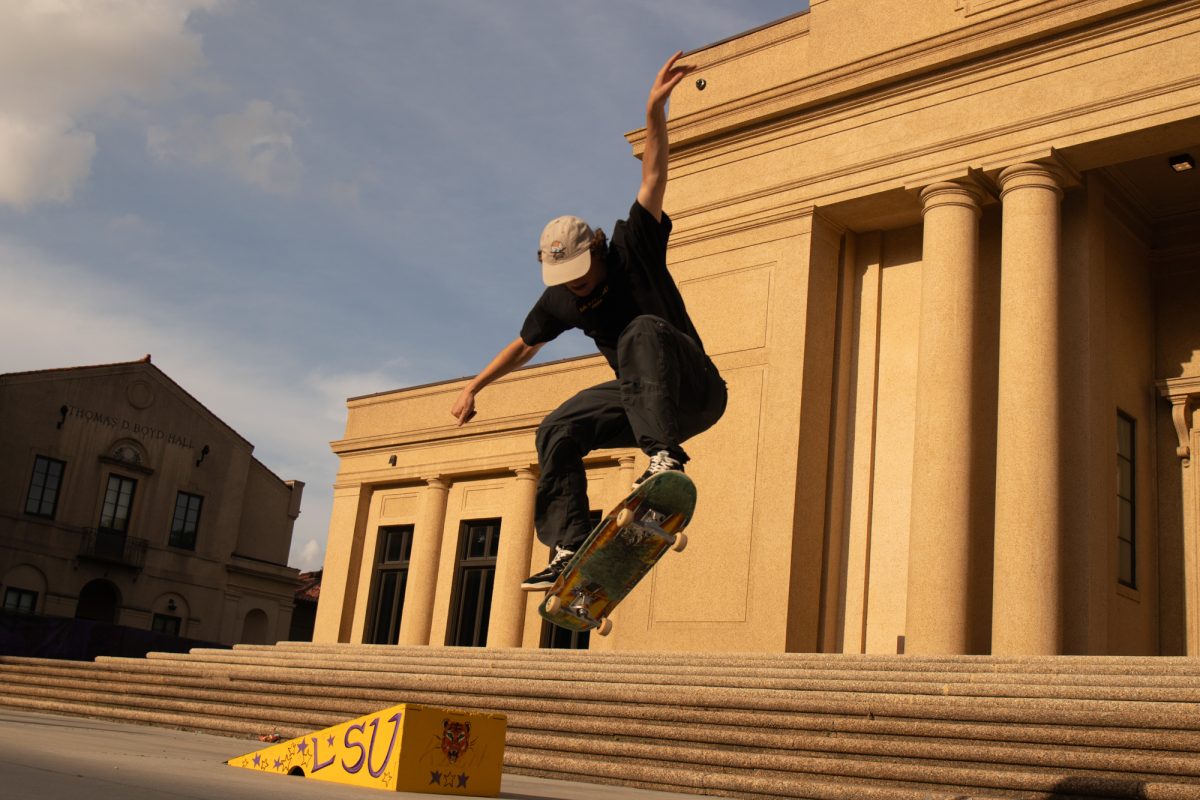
637, 51, 696, 222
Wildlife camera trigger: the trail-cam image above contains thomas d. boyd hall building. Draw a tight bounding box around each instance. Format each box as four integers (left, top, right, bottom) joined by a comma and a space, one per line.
0, 358, 304, 649
314, 0, 1200, 657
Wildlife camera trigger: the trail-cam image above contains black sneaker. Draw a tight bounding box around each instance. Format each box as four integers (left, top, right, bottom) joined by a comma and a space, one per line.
520, 545, 576, 591
632, 450, 684, 489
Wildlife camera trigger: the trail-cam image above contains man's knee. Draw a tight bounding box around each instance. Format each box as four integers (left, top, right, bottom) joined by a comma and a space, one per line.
536, 418, 582, 459
618, 315, 668, 345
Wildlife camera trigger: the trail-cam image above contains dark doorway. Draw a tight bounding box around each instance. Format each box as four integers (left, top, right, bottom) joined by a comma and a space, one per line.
75, 579, 120, 623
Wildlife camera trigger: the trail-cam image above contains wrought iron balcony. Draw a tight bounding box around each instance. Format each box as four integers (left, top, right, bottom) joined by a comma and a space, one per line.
78, 528, 148, 569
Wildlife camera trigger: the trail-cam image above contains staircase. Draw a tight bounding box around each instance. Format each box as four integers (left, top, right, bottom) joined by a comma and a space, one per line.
1, 644, 1198, 799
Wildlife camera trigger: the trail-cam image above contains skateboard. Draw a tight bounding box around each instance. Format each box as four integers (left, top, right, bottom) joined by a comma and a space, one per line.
538, 471, 697, 637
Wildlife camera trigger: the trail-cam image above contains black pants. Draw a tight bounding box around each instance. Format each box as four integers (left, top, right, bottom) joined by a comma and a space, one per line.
534, 315, 727, 550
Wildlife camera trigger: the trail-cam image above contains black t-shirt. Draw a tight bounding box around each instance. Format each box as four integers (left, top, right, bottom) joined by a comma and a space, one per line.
520, 201, 703, 375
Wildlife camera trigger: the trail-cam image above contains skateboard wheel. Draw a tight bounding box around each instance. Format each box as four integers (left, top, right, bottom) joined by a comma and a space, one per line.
672, 532, 688, 553
616, 508, 634, 528
596, 618, 613, 636
545, 595, 562, 614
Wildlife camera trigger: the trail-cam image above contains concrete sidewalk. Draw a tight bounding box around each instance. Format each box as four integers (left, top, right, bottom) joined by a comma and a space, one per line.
0, 709, 709, 800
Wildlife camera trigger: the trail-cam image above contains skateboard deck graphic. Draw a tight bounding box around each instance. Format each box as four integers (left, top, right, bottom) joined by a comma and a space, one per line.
538, 471, 697, 636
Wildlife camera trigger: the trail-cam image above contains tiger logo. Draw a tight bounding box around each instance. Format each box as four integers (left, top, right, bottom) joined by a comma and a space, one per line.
441, 720, 471, 763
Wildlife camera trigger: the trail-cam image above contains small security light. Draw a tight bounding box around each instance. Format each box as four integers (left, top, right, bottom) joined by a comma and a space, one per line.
1168, 154, 1194, 173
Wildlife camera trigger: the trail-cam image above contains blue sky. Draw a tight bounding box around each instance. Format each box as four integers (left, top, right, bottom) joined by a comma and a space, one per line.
0, 1, 804, 572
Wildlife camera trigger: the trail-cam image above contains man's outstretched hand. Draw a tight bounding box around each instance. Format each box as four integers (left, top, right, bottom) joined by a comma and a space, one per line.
451, 388, 478, 426
647, 51, 696, 114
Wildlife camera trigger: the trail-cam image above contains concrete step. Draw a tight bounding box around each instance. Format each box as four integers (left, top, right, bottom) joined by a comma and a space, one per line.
92, 643, 1200, 685
133, 652, 1200, 700
1, 647, 1197, 800
245, 642, 1200, 677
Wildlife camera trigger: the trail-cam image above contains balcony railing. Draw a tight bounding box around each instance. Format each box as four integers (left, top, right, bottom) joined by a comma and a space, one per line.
78, 529, 148, 569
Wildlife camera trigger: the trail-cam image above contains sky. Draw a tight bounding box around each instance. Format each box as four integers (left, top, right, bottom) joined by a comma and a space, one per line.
0, 1, 805, 573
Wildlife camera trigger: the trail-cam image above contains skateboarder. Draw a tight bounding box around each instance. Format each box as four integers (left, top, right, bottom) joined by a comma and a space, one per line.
450, 51, 727, 591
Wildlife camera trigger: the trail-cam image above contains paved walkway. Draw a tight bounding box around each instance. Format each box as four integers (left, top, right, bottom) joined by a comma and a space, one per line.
0, 708, 709, 800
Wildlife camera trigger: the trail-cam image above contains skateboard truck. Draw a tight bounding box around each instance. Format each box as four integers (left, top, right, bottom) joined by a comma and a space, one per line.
544, 585, 613, 636
616, 507, 688, 553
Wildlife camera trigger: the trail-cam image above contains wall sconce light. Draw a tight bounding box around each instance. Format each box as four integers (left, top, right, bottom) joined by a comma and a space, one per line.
1169, 154, 1195, 173
388, 455, 398, 467
195, 444, 210, 467
57, 404, 68, 429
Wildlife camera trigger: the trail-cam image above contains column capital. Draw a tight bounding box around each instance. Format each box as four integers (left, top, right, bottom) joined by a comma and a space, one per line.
617, 454, 638, 468
998, 163, 1066, 200
422, 476, 449, 491
510, 465, 539, 480
919, 181, 985, 217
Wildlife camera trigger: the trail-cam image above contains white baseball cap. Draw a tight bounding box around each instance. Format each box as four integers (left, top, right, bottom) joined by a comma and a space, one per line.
538, 215, 595, 286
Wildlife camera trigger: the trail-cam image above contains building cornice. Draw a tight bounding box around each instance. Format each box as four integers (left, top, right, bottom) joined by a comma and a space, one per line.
630, 0, 1187, 156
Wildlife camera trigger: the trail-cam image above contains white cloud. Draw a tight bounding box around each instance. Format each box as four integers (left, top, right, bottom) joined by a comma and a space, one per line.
297, 539, 324, 572
0, 115, 95, 209
0, 0, 217, 209
148, 100, 304, 194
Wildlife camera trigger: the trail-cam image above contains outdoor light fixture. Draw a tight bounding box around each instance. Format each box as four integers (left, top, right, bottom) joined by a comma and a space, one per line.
195, 444, 210, 467
1169, 154, 1195, 172
388, 455, 398, 467
167, 599, 177, 612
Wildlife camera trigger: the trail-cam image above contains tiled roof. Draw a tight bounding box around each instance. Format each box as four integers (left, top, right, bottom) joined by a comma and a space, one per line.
295, 570, 322, 602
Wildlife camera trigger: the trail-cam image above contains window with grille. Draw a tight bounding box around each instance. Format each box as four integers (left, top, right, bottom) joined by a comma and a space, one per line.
368, 525, 414, 645
1117, 413, 1136, 589
169, 492, 204, 550
3, 588, 38, 615
448, 520, 501, 647
99, 474, 137, 534
25, 456, 65, 519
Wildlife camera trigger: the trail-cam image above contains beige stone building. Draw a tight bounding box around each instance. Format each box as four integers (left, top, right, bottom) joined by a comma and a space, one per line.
315, 0, 1200, 657
0, 358, 304, 646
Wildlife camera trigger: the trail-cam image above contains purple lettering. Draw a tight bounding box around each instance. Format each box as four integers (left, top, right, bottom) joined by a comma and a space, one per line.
366, 712, 404, 778
311, 736, 335, 772
341, 723, 367, 774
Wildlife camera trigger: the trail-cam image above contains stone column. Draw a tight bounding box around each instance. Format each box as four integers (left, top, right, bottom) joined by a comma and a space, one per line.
488, 466, 539, 648
312, 485, 369, 643
992, 163, 1066, 655
397, 477, 449, 646
617, 455, 637, 499
1159, 380, 1199, 654
906, 181, 985, 654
